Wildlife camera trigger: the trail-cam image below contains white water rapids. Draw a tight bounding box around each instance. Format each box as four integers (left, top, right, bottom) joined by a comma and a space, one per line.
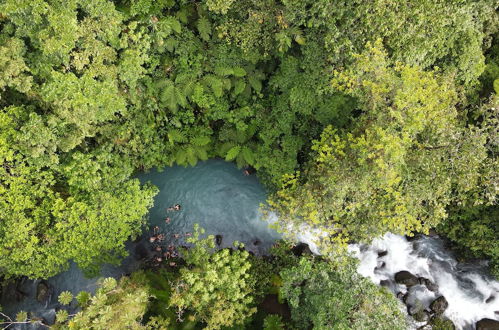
297, 231, 499, 329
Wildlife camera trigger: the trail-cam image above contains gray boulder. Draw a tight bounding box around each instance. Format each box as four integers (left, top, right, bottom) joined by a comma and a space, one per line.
430, 296, 449, 315
476, 318, 499, 330
395, 271, 419, 287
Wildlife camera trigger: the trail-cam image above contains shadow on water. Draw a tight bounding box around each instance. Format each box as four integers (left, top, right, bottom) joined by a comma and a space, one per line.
0, 160, 281, 328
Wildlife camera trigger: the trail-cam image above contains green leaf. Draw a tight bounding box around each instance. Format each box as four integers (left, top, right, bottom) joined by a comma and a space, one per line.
233, 80, 246, 95
248, 75, 262, 93
232, 67, 247, 77
192, 136, 211, 146
197, 17, 211, 41
225, 145, 241, 161
494, 79, 499, 94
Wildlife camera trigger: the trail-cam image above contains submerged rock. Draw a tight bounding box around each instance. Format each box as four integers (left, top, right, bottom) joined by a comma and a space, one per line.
215, 235, 223, 246
395, 271, 419, 287
36, 281, 51, 303
430, 296, 448, 315
418, 277, 439, 292
476, 318, 499, 330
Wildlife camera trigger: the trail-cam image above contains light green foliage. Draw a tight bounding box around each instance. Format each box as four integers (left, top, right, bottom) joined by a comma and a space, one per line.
76, 291, 91, 308
15, 311, 27, 322
65, 274, 150, 329
58, 291, 74, 305
269, 42, 494, 251
56, 310, 69, 323
280, 257, 406, 330
170, 225, 256, 329
263, 314, 284, 330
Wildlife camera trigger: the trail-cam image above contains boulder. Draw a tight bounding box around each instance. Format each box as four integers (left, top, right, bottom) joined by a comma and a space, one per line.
375, 261, 386, 270
485, 295, 495, 304
412, 309, 429, 323
476, 318, 499, 330
377, 250, 388, 258
379, 280, 390, 287
36, 281, 51, 303
215, 235, 223, 246
418, 277, 439, 292
429, 316, 455, 330
395, 271, 419, 287
430, 296, 449, 315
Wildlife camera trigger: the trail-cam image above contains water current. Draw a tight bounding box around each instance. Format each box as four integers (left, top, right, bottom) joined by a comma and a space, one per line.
1, 160, 498, 329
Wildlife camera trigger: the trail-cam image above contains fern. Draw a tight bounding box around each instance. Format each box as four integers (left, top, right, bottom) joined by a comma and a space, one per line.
225, 145, 241, 161
160, 80, 186, 112
196, 147, 209, 160
167, 129, 187, 144
241, 146, 255, 165
197, 17, 211, 41
192, 135, 211, 146
175, 148, 187, 165
203, 75, 224, 98
214, 67, 234, 76
186, 147, 197, 166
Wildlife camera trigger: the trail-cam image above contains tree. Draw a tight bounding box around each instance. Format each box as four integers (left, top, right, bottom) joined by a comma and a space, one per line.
280, 257, 407, 329
269, 41, 495, 252
170, 225, 256, 329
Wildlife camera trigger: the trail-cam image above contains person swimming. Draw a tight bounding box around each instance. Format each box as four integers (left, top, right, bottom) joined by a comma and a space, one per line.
167, 204, 181, 211
165, 217, 171, 224
153, 226, 160, 234
157, 233, 165, 241
149, 236, 157, 243
173, 234, 180, 239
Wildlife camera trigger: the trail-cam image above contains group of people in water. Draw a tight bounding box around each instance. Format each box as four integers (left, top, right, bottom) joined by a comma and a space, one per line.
148, 203, 188, 267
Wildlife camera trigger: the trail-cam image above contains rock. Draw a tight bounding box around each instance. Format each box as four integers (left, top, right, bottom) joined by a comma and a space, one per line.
412, 309, 429, 323
429, 316, 455, 330
485, 295, 495, 304
395, 271, 419, 287
134, 243, 148, 260
377, 250, 388, 257
380, 280, 390, 287
375, 261, 386, 269
215, 235, 223, 246
396, 292, 405, 300
428, 228, 438, 237
292, 243, 312, 256
476, 318, 499, 330
418, 277, 439, 292
430, 296, 448, 315
36, 281, 51, 303
253, 239, 261, 246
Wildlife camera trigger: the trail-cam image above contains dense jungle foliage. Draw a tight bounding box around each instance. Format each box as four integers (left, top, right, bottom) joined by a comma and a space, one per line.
0, 0, 498, 328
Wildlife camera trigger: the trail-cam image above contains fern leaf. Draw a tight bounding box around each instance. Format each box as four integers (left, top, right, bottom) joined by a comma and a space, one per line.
192, 136, 211, 146
197, 17, 211, 41
168, 129, 187, 144
195, 147, 209, 160
225, 145, 241, 161
186, 147, 198, 166
214, 67, 233, 76
241, 146, 255, 165
175, 148, 187, 165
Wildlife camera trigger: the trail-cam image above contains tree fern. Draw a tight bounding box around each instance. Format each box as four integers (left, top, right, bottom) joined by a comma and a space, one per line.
167, 129, 187, 145
186, 147, 197, 166
192, 135, 211, 146
225, 145, 241, 161
241, 146, 255, 165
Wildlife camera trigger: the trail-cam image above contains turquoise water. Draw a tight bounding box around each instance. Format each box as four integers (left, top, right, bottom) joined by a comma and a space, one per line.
0, 160, 280, 327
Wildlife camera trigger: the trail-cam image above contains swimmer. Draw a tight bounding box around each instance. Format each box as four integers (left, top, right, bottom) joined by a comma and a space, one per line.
157, 233, 165, 241
165, 217, 171, 224
155, 257, 162, 263
153, 226, 160, 234
164, 251, 171, 259
169, 262, 176, 267
149, 236, 157, 243
184, 232, 192, 237
173, 234, 180, 239
155, 246, 162, 252
243, 169, 250, 176
168, 244, 175, 251
173, 204, 181, 211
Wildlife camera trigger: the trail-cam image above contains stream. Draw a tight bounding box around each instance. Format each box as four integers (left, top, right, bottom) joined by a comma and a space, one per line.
1, 160, 498, 329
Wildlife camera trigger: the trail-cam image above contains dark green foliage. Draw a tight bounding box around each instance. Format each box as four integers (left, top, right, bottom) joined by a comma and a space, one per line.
280, 257, 407, 329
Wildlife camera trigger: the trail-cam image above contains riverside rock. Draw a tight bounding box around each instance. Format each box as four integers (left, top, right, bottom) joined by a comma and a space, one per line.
476, 318, 499, 330
36, 281, 51, 303
430, 296, 448, 315
395, 271, 419, 287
